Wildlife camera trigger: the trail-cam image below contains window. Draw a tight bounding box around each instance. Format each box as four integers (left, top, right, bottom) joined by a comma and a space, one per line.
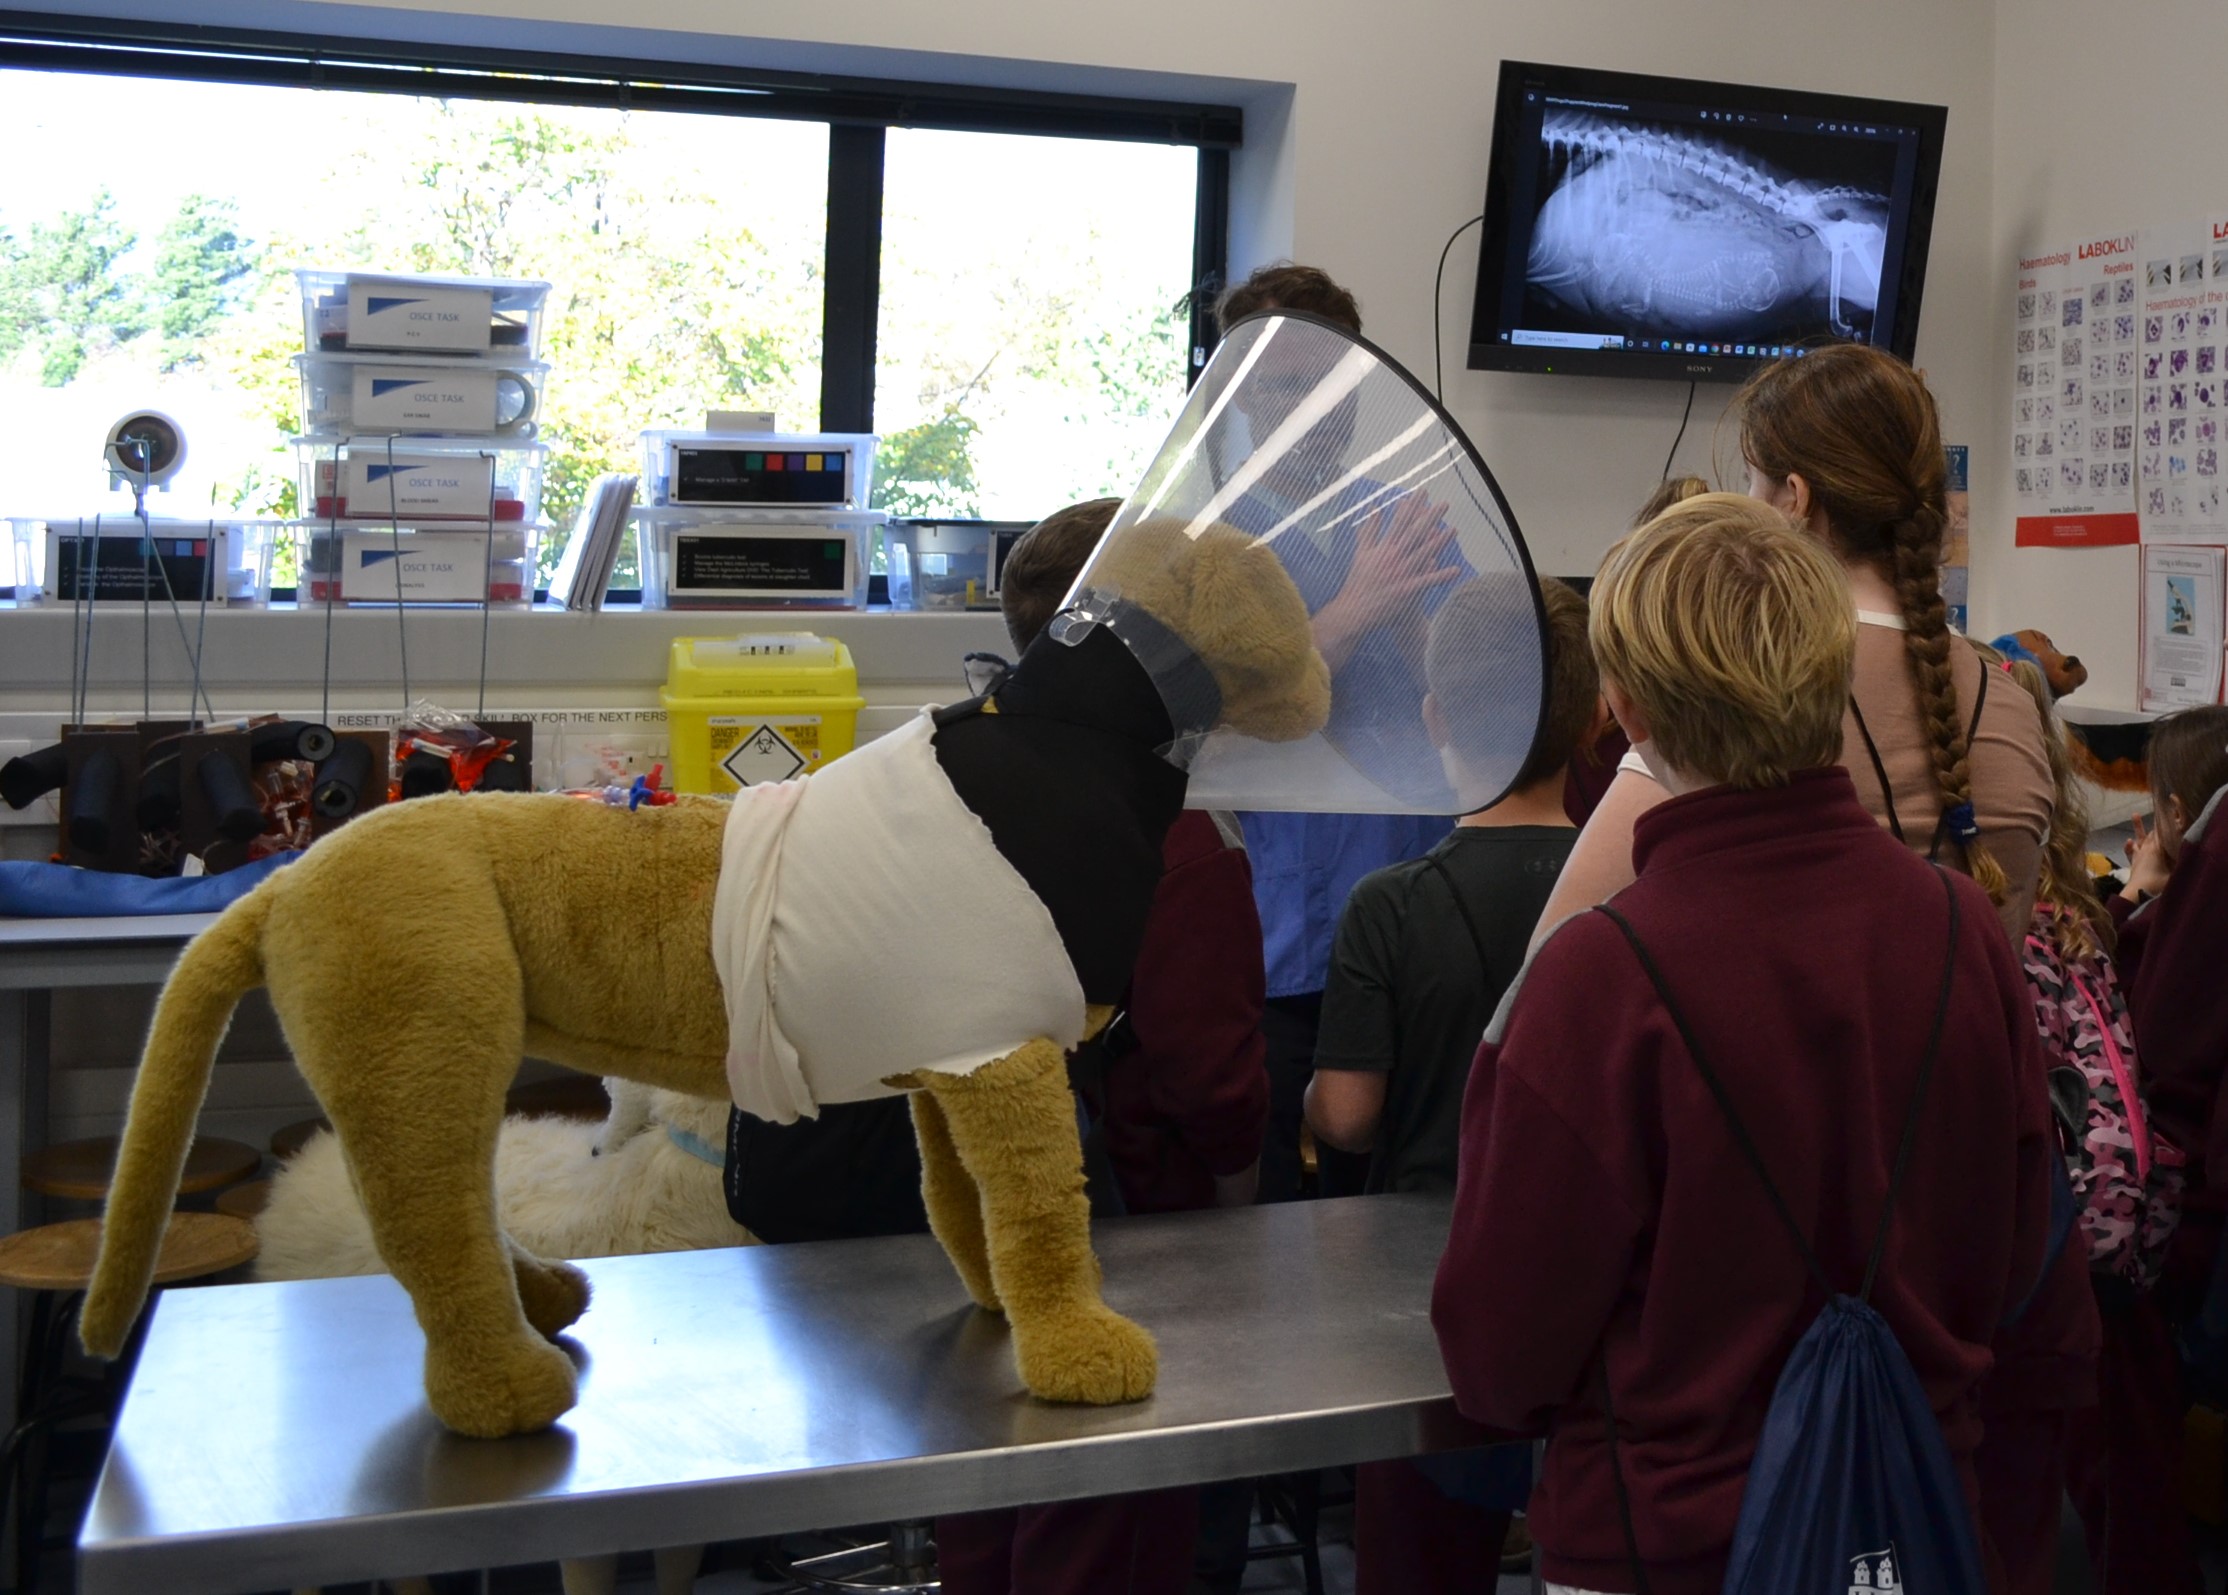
0, 17, 1238, 596
874, 129, 1200, 520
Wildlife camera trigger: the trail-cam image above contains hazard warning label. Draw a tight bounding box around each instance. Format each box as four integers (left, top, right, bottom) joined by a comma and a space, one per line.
706, 716, 823, 791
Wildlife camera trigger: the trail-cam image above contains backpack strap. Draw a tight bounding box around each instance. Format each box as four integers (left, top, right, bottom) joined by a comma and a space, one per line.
1424, 853, 1495, 984
1593, 866, 1960, 1304
1846, 657, 1991, 864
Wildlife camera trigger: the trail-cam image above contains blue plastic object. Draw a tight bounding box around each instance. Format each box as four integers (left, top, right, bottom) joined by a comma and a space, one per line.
0, 852, 297, 918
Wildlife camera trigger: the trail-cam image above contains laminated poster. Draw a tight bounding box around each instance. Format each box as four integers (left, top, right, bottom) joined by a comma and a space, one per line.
2139, 543, 2225, 711
1943, 443, 1970, 632
2136, 211, 2228, 543
2012, 235, 2141, 547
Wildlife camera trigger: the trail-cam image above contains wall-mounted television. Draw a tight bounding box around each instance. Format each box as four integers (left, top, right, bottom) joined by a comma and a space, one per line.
1467, 61, 1948, 383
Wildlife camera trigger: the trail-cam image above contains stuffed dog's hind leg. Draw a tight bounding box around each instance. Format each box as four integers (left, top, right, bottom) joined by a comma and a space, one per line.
911, 1089, 999, 1311
915, 1039, 1156, 1404
507, 1236, 591, 1340
271, 876, 578, 1438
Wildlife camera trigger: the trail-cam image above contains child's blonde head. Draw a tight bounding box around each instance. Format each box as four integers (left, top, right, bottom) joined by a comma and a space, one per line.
1590, 493, 1853, 790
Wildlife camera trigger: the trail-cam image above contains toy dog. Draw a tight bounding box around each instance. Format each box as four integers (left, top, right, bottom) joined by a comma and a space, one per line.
82, 518, 1329, 1437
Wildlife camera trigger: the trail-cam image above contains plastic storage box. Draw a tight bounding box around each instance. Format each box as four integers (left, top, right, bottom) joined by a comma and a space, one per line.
636, 507, 882, 610
6, 517, 40, 600
34, 518, 275, 605
298, 523, 542, 606
296, 354, 549, 438
294, 437, 547, 524
660, 633, 864, 795
641, 430, 878, 510
886, 519, 1034, 611
296, 270, 553, 359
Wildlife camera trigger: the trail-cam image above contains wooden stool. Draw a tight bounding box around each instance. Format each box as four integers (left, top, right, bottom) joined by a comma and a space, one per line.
21, 1137, 261, 1203
214, 1180, 270, 1220
269, 1117, 331, 1160
506, 1075, 609, 1122
0, 1214, 256, 1589
0, 1213, 256, 1295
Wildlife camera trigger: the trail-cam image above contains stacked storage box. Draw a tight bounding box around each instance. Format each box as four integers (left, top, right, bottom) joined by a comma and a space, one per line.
634, 430, 883, 610
290, 270, 555, 606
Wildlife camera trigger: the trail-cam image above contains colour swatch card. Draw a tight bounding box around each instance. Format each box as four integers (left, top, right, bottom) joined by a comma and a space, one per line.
2136, 212, 2228, 543
2012, 234, 2140, 547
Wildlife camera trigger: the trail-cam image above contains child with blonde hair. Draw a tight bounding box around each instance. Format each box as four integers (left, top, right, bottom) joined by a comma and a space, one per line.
1434, 496, 2067, 1595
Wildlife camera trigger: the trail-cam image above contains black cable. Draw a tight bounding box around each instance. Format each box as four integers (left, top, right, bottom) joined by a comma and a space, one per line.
1433, 213, 1485, 403
1660, 380, 1697, 482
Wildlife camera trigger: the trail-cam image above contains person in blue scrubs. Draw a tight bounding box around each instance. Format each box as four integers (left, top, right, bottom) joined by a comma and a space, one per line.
1212, 265, 1460, 1201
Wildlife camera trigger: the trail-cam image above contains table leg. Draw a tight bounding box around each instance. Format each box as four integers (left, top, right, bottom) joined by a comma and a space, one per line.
0, 988, 50, 1434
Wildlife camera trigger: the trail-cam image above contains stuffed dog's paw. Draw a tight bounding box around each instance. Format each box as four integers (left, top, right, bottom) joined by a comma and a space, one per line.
513, 1255, 593, 1339
425, 1333, 580, 1438
1011, 1302, 1157, 1405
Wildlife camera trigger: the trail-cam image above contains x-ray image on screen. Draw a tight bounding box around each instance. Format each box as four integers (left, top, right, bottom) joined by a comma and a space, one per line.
1524, 108, 1898, 345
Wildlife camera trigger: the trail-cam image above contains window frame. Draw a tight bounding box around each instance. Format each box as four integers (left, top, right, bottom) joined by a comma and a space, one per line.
0, 9, 1240, 437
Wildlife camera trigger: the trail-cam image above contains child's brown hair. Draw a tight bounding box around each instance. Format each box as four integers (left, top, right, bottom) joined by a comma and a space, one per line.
1632, 474, 1712, 530
1216, 264, 1362, 335
1733, 344, 2007, 902
999, 498, 1122, 655
2147, 705, 2228, 848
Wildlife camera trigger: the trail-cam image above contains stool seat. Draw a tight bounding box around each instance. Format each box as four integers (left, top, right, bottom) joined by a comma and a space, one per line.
214, 1179, 271, 1220
269, 1117, 331, 1160
23, 1137, 261, 1202
0, 1213, 257, 1293
506, 1074, 610, 1122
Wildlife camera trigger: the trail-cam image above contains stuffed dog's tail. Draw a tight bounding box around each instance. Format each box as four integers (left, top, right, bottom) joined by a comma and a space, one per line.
80, 888, 272, 1357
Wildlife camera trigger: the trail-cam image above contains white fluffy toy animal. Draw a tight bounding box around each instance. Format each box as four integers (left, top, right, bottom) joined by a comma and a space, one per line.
255, 1081, 750, 1281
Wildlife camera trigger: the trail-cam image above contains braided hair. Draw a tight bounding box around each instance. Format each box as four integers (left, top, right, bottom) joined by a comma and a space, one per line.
1735, 345, 2008, 902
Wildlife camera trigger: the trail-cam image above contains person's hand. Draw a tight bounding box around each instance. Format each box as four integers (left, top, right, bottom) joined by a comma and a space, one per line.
2123, 813, 2172, 900
1312, 494, 1460, 672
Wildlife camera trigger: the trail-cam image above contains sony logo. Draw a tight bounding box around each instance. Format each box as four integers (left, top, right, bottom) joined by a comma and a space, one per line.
1686, 362, 1712, 373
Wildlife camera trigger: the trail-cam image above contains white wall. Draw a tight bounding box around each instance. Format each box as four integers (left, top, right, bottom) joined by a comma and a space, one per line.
43, 0, 2001, 590
1986, 0, 2228, 708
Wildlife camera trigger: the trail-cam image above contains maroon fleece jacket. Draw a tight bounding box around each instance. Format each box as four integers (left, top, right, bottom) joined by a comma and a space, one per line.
1432, 768, 2071, 1595
1096, 810, 1270, 1214
2111, 787, 2228, 1299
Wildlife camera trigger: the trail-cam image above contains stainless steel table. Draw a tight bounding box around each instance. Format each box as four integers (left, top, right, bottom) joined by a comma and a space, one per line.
0, 913, 212, 1427
80, 1194, 1469, 1595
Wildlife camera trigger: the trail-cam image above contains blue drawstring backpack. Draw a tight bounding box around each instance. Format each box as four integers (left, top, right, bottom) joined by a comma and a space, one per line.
1592, 865, 1989, 1595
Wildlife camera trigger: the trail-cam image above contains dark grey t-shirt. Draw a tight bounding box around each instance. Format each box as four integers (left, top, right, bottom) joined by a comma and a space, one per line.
1314, 824, 1576, 1194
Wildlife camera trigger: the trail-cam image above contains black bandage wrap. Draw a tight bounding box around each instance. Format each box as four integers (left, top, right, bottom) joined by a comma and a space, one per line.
1099, 598, 1224, 744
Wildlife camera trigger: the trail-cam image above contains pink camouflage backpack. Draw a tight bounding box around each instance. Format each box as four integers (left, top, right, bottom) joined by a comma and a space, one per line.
2021, 903, 2185, 1287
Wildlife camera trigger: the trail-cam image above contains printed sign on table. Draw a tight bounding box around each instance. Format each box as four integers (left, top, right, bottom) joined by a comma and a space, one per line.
2012, 235, 2141, 547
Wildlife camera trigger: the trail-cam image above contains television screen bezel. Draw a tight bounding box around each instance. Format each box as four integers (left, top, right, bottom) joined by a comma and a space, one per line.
1465, 60, 1949, 385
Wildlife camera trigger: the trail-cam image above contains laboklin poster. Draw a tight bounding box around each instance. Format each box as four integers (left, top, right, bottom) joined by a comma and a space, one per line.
2012, 232, 2141, 547
2135, 209, 2228, 544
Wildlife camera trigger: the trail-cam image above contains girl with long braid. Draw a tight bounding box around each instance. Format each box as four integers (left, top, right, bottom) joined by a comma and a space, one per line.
1534, 344, 2053, 940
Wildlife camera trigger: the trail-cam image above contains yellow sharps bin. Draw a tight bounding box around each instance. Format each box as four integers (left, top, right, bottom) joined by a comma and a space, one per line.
661, 633, 866, 795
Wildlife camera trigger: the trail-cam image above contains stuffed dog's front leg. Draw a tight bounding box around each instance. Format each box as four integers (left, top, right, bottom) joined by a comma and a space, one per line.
914, 1035, 1157, 1405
